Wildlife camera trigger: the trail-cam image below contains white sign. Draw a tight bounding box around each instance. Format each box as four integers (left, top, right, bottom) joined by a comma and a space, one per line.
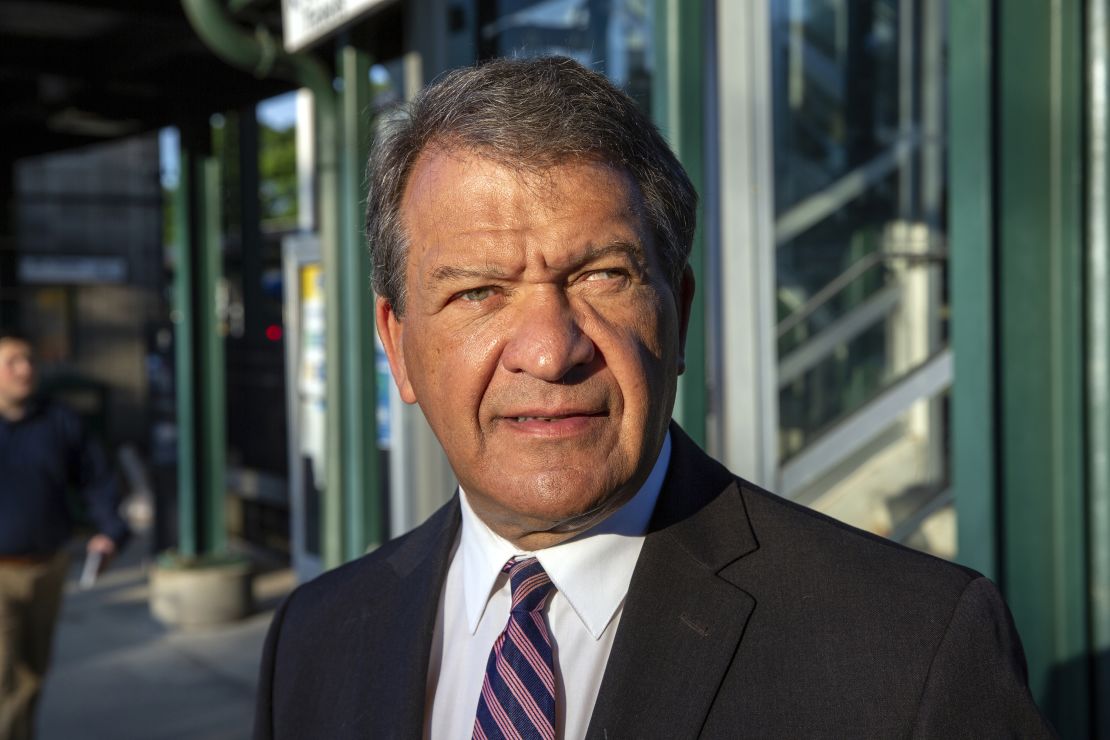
282, 0, 392, 53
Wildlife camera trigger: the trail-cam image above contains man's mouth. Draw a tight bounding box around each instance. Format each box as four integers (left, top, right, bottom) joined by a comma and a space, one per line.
499, 410, 608, 432
505, 411, 606, 421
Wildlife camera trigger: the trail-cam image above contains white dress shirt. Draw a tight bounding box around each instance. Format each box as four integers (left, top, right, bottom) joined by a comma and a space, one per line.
424, 432, 672, 740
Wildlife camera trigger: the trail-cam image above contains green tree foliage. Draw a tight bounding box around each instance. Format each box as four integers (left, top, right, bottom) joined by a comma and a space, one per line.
259, 122, 297, 229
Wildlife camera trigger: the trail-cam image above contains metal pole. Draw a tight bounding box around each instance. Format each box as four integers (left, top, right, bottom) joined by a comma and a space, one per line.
949, 0, 998, 581
714, 0, 779, 487
1087, 1, 1110, 734
339, 44, 382, 559
197, 155, 227, 554
318, 94, 345, 569
653, 0, 707, 446
996, 1, 1089, 730
173, 145, 197, 558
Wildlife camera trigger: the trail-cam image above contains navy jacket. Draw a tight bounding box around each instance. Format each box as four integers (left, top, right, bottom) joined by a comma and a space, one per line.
0, 398, 128, 556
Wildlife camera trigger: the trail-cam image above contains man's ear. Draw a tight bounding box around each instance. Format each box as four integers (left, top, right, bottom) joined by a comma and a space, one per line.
375, 296, 418, 404
676, 265, 695, 376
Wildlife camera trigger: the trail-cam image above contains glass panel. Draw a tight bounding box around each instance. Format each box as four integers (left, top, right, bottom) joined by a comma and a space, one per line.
772, 0, 902, 210
477, 0, 654, 110
770, 0, 950, 553
776, 171, 899, 358
780, 318, 890, 460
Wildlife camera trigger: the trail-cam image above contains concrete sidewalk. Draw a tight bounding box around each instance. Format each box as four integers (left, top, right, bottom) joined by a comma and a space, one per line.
36, 540, 293, 740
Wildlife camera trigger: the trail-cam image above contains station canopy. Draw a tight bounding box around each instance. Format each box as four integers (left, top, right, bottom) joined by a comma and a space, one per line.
0, 0, 295, 164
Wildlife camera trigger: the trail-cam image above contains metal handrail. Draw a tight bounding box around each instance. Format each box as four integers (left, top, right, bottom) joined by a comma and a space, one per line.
780, 347, 953, 497
775, 133, 921, 246
776, 248, 948, 339
777, 281, 904, 387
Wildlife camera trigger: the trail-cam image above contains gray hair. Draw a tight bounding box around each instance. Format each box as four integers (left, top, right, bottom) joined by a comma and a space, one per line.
365, 55, 697, 315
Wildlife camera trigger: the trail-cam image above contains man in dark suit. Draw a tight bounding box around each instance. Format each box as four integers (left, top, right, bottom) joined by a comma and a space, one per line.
254, 57, 1053, 738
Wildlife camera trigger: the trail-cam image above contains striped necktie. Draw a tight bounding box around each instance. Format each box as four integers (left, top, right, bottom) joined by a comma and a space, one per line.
473, 557, 557, 740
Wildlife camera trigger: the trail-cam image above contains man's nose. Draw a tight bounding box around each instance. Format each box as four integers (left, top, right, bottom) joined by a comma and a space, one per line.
501, 289, 594, 382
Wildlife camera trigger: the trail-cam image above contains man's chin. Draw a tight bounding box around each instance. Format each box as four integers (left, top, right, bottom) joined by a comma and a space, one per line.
482, 477, 636, 536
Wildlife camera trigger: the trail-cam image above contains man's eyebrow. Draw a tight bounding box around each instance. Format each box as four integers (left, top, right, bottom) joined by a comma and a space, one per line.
578, 241, 648, 269
427, 264, 511, 286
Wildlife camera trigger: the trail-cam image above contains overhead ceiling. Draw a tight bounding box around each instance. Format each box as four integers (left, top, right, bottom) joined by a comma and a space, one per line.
0, 0, 297, 164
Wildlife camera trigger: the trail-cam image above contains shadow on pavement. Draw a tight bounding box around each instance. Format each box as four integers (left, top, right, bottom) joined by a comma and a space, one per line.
37, 535, 293, 740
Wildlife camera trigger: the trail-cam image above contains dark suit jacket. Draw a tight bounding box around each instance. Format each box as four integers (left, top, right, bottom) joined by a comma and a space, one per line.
254, 425, 1054, 738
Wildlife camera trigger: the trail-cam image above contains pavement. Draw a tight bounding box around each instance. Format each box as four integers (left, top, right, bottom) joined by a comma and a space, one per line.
36, 537, 294, 740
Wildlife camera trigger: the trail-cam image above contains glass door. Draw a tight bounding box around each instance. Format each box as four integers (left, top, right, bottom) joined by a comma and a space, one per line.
718, 0, 952, 558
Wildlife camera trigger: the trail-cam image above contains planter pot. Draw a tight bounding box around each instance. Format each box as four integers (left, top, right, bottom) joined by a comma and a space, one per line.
149, 554, 253, 629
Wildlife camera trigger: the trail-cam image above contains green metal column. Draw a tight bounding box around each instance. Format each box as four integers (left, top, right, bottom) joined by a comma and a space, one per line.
1087, 0, 1110, 733
174, 145, 198, 558
954, 1, 1107, 732
653, 0, 707, 446
950, 0, 998, 582
197, 154, 227, 554
319, 85, 345, 570
997, 1, 1088, 733
339, 43, 383, 560
174, 134, 227, 557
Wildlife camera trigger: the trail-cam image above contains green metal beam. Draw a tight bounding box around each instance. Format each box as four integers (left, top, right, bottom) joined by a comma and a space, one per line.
653, 0, 707, 446
173, 145, 197, 558
1086, 0, 1110, 734
950, 0, 998, 580
197, 154, 227, 554
339, 44, 383, 560
997, 0, 1089, 733
173, 137, 226, 558
320, 101, 344, 571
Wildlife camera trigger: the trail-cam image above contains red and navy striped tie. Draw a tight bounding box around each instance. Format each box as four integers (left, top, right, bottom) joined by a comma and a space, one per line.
473, 557, 557, 740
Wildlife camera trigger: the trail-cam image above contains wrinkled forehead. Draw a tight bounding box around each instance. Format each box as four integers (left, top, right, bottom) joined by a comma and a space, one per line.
401, 142, 651, 234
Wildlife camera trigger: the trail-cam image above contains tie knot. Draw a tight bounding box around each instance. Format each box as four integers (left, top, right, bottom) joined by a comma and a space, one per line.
505, 557, 554, 614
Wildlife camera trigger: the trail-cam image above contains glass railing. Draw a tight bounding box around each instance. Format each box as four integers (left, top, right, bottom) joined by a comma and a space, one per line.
770, 0, 951, 557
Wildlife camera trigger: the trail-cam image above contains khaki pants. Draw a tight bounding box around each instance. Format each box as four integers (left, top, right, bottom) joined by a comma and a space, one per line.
0, 552, 68, 740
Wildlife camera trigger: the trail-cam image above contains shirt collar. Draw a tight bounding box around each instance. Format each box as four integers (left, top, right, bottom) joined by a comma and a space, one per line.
457, 431, 671, 639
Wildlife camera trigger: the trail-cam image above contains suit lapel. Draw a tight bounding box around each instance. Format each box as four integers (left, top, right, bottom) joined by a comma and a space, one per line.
367, 429, 757, 738
587, 426, 759, 739
362, 496, 461, 739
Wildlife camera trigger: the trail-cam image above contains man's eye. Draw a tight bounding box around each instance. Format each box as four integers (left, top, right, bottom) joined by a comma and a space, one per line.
583, 269, 626, 282
458, 287, 494, 302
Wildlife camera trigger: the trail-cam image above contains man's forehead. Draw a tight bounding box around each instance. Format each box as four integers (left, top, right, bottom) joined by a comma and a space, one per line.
0, 338, 31, 356
400, 149, 652, 274
401, 146, 647, 233
406, 142, 637, 199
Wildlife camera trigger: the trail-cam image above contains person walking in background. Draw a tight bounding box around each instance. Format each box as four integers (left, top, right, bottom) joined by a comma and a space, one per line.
0, 328, 128, 740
